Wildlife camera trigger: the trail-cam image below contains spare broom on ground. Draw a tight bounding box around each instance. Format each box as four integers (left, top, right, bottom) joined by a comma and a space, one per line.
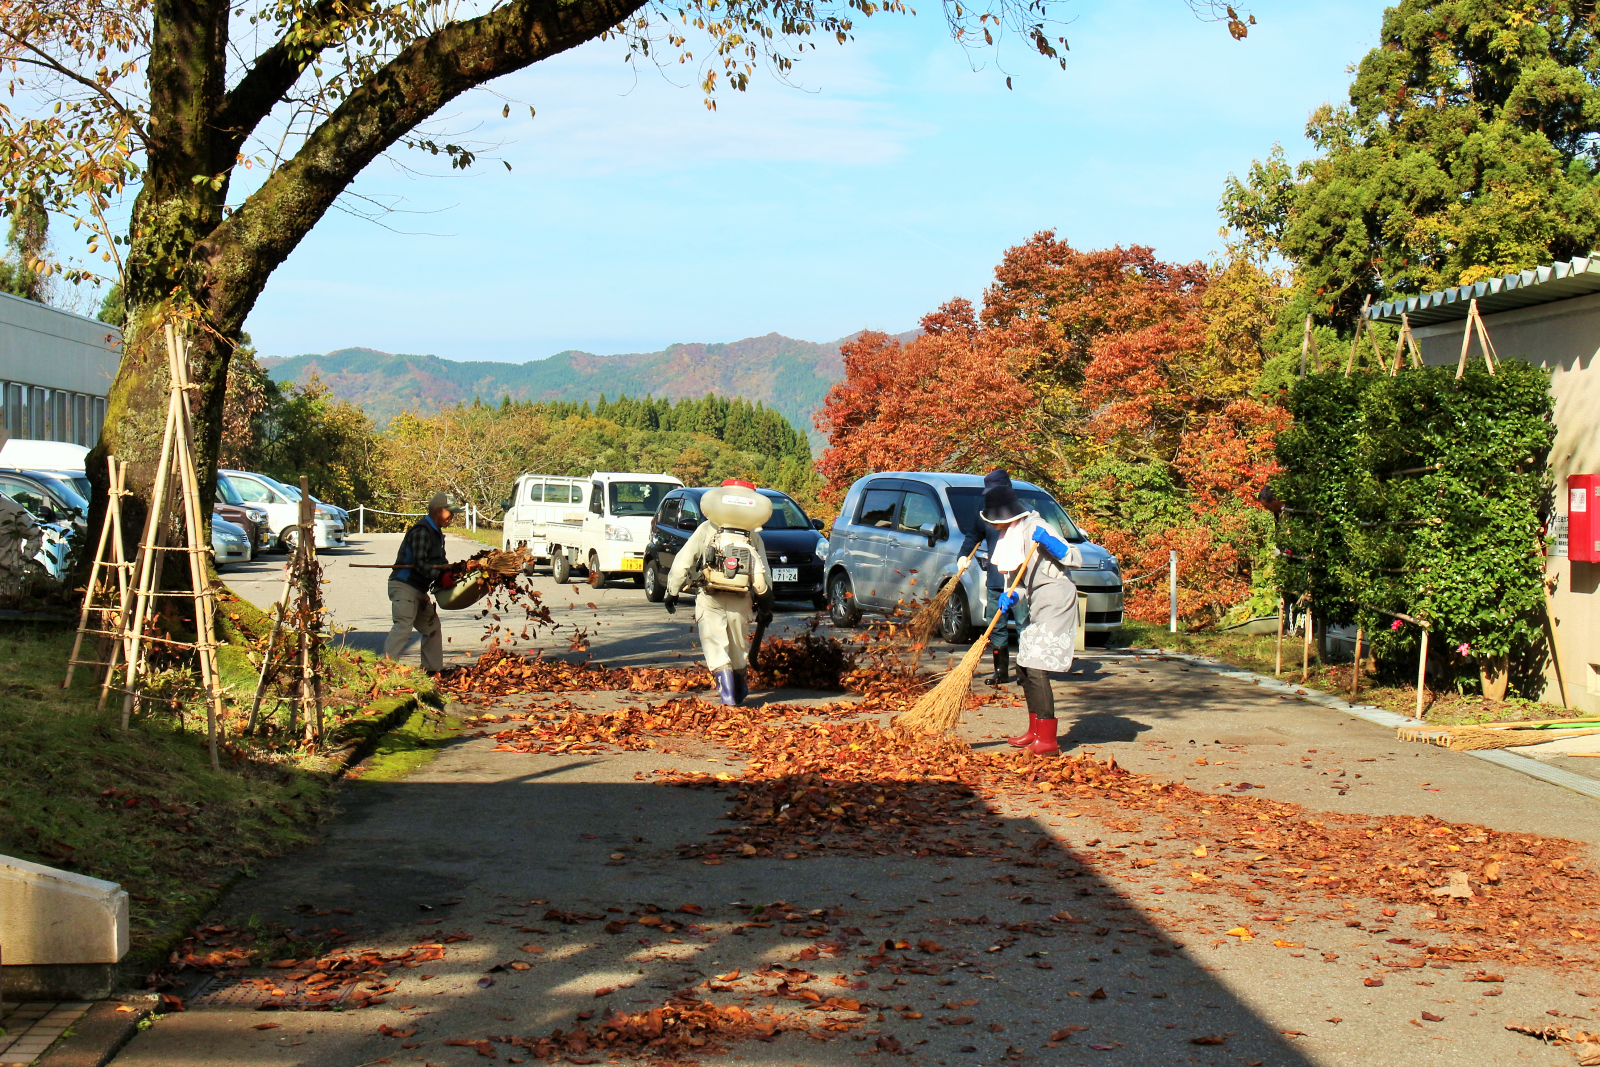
895, 544, 1038, 737
903, 554, 977, 661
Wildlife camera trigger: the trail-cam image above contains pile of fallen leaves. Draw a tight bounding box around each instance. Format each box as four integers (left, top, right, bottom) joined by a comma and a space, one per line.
447, 990, 804, 1061
480, 692, 1600, 964
440, 626, 931, 708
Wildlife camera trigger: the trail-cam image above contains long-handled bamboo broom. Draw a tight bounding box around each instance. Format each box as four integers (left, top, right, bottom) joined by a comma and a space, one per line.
905, 554, 977, 656
895, 544, 1038, 737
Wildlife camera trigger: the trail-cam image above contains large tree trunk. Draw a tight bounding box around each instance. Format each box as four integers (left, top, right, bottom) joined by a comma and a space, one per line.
85, 0, 647, 570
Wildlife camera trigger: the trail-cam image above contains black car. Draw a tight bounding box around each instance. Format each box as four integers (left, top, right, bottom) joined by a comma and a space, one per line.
642, 487, 828, 609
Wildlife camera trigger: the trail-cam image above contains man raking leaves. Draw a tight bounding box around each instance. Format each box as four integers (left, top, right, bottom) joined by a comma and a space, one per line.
663, 479, 776, 707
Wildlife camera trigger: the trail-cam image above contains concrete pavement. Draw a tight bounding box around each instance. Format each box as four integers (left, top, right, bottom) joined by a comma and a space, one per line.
110, 537, 1600, 1066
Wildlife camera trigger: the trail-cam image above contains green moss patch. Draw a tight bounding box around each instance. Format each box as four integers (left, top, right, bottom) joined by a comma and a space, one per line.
344, 706, 465, 783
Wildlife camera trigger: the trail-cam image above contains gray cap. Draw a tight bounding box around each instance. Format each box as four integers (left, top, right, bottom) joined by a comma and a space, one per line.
428, 491, 461, 512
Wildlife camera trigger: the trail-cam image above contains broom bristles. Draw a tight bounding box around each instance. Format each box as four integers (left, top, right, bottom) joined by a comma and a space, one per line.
894, 637, 988, 736
905, 580, 960, 655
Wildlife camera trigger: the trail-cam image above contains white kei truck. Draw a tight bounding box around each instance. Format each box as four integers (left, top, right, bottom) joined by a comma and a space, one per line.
503, 471, 683, 586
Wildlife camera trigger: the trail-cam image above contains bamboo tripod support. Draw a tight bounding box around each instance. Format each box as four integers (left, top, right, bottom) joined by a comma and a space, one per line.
1299, 313, 1320, 375
246, 478, 325, 740
63, 456, 133, 697
1455, 298, 1499, 379
109, 325, 226, 769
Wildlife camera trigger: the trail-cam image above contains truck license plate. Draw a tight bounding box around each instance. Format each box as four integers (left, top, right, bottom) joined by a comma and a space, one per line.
620, 557, 643, 571
773, 567, 798, 582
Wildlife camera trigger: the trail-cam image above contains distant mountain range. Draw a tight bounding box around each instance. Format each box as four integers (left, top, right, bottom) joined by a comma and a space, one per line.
260, 331, 907, 449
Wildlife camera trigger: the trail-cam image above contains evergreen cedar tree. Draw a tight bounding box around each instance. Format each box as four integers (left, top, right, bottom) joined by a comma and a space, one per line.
1223, 0, 1600, 322
816, 231, 1288, 626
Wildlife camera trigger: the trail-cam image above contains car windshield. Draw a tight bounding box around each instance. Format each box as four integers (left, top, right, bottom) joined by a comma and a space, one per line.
35, 473, 89, 513
609, 481, 675, 516
757, 492, 811, 530
946, 486, 1086, 542
215, 476, 244, 505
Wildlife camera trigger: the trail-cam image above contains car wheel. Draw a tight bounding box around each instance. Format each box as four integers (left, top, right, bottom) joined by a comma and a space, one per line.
279, 525, 300, 553
551, 549, 571, 584
828, 571, 861, 628
587, 551, 606, 588
939, 582, 974, 643
643, 559, 665, 601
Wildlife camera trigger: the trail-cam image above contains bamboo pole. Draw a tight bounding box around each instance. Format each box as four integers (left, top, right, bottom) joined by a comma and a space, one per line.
1416, 628, 1431, 718
65, 456, 125, 689
1301, 605, 1313, 684
1300, 313, 1318, 375
95, 460, 134, 708
1351, 627, 1364, 700
1344, 295, 1372, 376
1274, 597, 1284, 677
120, 387, 181, 729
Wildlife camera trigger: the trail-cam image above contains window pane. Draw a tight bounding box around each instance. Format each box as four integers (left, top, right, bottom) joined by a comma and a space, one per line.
228, 477, 274, 503
524, 481, 544, 503
857, 489, 902, 528
1015, 490, 1087, 542
899, 491, 942, 533
681, 494, 702, 524
608, 481, 674, 516
757, 492, 810, 529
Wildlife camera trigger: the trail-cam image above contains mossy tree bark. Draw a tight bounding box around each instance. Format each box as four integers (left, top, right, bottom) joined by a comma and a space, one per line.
89, 0, 648, 563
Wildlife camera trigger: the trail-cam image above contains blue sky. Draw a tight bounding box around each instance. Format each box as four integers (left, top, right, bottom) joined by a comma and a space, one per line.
244, 0, 1388, 362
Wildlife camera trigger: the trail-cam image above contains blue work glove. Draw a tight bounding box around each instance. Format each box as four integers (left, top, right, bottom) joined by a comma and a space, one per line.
1031, 524, 1070, 560
996, 590, 1019, 613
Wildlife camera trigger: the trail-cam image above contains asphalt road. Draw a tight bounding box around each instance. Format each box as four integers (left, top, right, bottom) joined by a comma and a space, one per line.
109, 533, 1600, 1067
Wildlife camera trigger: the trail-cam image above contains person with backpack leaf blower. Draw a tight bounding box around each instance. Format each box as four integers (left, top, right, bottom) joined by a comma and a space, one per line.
663, 479, 775, 706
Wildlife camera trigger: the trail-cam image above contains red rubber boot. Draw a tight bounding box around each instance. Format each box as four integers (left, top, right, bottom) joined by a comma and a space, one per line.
1007, 714, 1038, 748
1027, 718, 1060, 756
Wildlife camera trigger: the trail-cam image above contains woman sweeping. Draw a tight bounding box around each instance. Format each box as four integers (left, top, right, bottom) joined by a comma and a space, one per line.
982, 475, 1083, 756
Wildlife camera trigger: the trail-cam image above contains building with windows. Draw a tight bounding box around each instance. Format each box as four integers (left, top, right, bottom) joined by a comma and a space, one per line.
0, 290, 121, 448
1370, 258, 1600, 713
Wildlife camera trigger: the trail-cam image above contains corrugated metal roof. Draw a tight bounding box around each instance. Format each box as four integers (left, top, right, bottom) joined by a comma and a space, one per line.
1366, 256, 1600, 325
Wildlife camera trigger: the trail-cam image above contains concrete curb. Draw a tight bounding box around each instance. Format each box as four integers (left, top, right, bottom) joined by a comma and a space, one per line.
1124, 646, 1600, 804
32, 998, 153, 1067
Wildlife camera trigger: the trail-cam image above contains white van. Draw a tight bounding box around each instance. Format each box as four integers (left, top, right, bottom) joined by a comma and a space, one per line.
500, 475, 592, 562
543, 471, 683, 586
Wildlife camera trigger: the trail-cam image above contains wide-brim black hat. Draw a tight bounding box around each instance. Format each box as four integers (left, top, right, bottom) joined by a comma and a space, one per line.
979, 469, 1027, 524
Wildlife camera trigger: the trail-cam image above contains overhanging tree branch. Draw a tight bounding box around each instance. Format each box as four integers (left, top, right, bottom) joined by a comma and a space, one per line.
193, 0, 648, 330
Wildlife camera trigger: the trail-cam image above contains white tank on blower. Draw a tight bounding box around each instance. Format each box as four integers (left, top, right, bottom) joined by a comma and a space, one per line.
700, 486, 773, 530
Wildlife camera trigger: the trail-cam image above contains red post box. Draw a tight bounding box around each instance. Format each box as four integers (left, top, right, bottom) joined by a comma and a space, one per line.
1572, 474, 1600, 563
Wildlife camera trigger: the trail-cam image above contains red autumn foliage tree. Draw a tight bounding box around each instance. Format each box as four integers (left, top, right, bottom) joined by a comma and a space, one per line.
814, 300, 1035, 511
817, 238, 1290, 627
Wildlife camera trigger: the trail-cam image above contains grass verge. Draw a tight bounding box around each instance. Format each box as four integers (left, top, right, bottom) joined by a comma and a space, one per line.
1113, 618, 1573, 727
343, 706, 466, 782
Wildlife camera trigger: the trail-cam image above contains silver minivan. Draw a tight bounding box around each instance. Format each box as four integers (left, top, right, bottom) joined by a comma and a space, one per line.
822, 472, 1124, 643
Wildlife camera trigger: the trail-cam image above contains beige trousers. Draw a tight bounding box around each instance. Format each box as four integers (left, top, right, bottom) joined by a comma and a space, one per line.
695, 589, 752, 673
386, 580, 443, 673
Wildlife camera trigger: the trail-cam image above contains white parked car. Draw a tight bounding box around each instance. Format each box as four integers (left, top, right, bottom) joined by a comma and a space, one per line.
543, 472, 684, 586
218, 469, 347, 551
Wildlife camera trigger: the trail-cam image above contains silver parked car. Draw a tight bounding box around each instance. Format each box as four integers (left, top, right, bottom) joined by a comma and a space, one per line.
210, 515, 253, 567
822, 472, 1124, 643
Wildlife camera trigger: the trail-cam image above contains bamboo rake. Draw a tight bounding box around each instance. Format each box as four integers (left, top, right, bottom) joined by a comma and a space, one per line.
895, 545, 1039, 737
906, 553, 976, 654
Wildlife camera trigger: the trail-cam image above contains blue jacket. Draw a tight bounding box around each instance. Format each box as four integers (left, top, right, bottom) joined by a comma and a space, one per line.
958, 523, 1006, 592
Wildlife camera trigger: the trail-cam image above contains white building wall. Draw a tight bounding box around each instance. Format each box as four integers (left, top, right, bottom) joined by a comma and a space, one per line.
0, 291, 122, 447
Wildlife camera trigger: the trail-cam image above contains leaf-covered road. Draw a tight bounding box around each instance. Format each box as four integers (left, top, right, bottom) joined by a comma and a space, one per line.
116, 541, 1600, 1065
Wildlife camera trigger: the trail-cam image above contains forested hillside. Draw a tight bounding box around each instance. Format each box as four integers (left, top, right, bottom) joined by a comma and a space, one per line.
260, 332, 874, 448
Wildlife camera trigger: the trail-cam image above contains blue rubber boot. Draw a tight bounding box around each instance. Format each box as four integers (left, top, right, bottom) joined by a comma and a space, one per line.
713, 668, 739, 706
732, 668, 749, 705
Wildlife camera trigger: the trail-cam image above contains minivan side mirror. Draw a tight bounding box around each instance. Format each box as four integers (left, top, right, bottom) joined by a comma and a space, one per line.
811, 517, 824, 530
917, 521, 945, 545
500, 498, 513, 511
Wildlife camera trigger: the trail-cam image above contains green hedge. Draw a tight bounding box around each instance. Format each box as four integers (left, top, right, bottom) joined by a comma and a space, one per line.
1273, 363, 1553, 686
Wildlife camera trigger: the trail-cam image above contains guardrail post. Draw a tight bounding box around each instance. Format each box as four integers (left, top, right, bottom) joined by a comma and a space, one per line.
357, 505, 364, 534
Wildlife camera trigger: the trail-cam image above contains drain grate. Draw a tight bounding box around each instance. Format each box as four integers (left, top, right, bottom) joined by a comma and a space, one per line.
189, 974, 357, 1010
